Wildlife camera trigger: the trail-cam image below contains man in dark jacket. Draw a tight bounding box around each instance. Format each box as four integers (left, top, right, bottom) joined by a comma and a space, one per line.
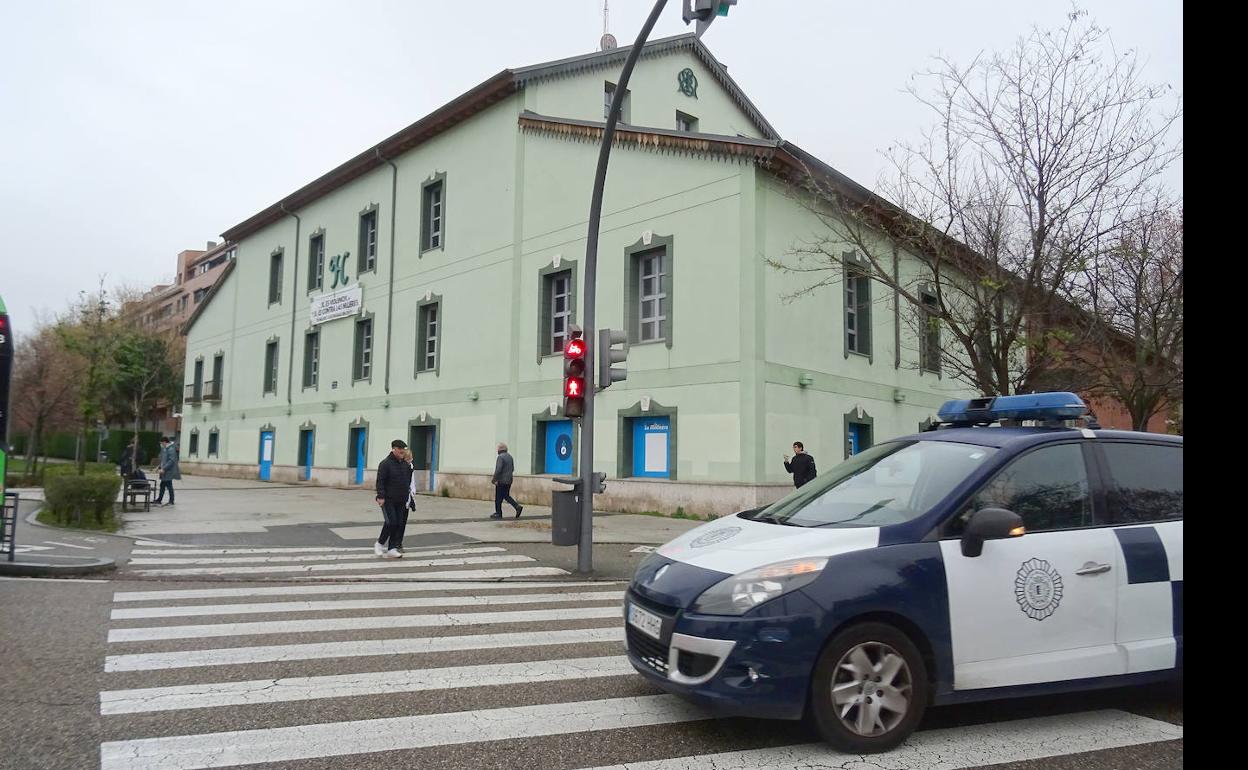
374, 439, 413, 558
490, 442, 523, 520
783, 441, 817, 488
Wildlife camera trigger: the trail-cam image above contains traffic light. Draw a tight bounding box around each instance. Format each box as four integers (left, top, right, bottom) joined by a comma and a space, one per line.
598, 328, 627, 391
682, 0, 737, 37
591, 471, 607, 494
563, 326, 586, 419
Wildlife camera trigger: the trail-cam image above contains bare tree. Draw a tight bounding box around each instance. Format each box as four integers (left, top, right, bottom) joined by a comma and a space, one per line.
769, 10, 1181, 395
9, 315, 83, 476
1061, 195, 1182, 430
58, 279, 121, 474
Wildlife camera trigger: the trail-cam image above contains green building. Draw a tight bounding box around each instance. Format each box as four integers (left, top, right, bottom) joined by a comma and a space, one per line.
181, 34, 973, 515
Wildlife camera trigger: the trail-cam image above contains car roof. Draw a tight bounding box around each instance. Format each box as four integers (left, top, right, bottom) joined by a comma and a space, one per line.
890, 426, 1183, 451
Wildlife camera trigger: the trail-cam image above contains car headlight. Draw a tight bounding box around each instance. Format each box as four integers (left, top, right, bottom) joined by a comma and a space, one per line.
691, 557, 828, 616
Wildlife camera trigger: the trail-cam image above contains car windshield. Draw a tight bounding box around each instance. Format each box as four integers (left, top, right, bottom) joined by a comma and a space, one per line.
745, 440, 997, 528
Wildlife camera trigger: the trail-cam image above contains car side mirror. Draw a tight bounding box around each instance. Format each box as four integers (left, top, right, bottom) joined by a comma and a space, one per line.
960, 507, 1025, 558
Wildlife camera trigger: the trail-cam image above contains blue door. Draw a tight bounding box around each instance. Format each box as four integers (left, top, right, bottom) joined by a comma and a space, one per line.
544, 420, 574, 475
299, 429, 314, 480
353, 428, 367, 485
259, 431, 274, 481
631, 416, 670, 478
848, 423, 871, 456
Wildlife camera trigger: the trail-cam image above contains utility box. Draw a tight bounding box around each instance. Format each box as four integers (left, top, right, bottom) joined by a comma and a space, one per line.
551, 489, 580, 546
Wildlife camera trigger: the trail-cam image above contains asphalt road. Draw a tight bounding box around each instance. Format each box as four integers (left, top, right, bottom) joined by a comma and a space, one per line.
0, 552, 1182, 770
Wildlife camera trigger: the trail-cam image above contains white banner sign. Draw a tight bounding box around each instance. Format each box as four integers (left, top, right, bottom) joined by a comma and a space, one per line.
309, 286, 362, 325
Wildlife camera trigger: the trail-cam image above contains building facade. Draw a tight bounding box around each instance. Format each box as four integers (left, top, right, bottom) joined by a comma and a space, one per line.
180, 35, 976, 514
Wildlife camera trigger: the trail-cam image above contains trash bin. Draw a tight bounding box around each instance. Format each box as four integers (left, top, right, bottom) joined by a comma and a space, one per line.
551, 489, 580, 546
98, 451, 110, 463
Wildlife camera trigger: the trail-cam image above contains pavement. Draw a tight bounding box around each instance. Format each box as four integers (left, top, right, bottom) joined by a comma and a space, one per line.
3, 474, 705, 581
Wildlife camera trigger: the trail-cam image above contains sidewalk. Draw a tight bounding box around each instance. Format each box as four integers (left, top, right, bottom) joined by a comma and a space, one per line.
104, 475, 706, 546
0, 498, 120, 577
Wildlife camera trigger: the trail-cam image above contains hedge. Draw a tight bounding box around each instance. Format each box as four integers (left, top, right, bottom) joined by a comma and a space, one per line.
43, 470, 123, 526
11, 430, 163, 465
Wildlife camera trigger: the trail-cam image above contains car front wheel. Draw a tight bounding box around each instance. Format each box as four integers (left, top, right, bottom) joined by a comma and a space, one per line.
808, 621, 930, 753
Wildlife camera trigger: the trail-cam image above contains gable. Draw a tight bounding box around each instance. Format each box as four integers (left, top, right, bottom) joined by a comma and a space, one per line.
517, 37, 775, 140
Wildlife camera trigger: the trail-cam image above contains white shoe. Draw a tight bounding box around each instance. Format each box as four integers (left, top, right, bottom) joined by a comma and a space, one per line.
374, 542, 386, 557
384, 548, 403, 559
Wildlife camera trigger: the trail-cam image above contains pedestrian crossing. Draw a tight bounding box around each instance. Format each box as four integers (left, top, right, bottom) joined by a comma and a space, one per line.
98, 543, 1184, 770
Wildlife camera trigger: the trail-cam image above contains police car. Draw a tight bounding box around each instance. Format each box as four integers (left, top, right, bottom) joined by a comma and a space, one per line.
625, 392, 1182, 753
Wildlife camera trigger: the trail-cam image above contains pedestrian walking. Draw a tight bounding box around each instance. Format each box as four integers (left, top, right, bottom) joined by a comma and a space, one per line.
783, 441, 817, 489
153, 437, 181, 506
374, 439, 413, 558
490, 442, 523, 520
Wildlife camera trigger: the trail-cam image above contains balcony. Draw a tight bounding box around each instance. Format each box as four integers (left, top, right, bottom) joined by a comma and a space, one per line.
203, 379, 223, 402
184, 383, 202, 405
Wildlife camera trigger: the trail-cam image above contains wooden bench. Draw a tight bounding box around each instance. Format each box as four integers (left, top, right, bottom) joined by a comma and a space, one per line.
122, 478, 153, 512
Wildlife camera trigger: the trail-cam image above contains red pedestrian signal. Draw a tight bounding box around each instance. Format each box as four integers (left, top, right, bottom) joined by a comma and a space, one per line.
563, 325, 586, 419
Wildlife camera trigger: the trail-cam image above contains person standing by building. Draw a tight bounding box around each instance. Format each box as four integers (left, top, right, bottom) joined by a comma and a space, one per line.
490, 442, 523, 520
154, 437, 181, 506
783, 441, 817, 489
374, 439, 412, 558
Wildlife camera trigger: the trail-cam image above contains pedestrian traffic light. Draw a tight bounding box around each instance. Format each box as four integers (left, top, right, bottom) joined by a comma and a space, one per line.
598, 328, 628, 391
592, 471, 607, 494
563, 326, 586, 419
682, 0, 737, 37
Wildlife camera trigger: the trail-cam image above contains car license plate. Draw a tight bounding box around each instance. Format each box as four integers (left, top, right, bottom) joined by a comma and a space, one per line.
627, 603, 663, 640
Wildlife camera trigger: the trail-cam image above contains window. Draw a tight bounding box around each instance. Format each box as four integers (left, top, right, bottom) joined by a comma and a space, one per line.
178, 295, 189, 313
263, 340, 279, 394
308, 232, 325, 292
1101, 443, 1183, 523
417, 301, 440, 373
192, 359, 204, 401
953, 443, 1092, 534
676, 111, 698, 132
604, 82, 629, 123
358, 208, 378, 273
637, 249, 667, 342
193, 288, 209, 304
919, 288, 940, 373
207, 429, 220, 457
422, 178, 445, 251
546, 270, 572, 355
756, 441, 998, 529
208, 353, 224, 401
846, 269, 872, 356
353, 318, 373, 381
268, 250, 283, 304
189, 431, 199, 457
303, 330, 320, 388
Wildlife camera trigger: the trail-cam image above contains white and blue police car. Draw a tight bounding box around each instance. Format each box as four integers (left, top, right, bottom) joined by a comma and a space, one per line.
625, 392, 1182, 753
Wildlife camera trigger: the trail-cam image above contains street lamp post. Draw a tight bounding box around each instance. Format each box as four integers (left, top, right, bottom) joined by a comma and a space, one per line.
576, 0, 735, 573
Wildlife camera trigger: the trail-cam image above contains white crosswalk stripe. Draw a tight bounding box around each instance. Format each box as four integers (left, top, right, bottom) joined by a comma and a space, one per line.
98, 543, 1183, 770
128, 553, 534, 576
127, 545, 505, 564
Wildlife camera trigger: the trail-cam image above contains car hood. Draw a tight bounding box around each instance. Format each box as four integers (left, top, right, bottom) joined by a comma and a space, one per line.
656, 515, 880, 575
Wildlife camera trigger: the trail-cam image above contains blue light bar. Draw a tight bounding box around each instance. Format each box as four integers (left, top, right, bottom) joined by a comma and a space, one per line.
937, 392, 1088, 424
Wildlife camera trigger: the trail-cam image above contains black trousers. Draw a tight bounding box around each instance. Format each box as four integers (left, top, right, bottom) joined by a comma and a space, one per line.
377, 500, 407, 549
494, 483, 520, 515
155, 479, 175, 504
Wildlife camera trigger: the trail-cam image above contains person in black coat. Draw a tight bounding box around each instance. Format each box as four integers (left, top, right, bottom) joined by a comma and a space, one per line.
783, 441, 817, 488
374, 439, 414, 558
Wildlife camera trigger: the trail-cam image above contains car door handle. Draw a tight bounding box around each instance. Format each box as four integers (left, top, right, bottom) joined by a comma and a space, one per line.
1075, 562, 1112, 576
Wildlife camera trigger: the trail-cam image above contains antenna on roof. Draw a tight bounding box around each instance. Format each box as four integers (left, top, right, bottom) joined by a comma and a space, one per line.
600, 0, 617, 50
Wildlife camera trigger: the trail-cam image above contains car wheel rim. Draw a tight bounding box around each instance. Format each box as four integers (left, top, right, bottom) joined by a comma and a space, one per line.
830, 641, 913, 737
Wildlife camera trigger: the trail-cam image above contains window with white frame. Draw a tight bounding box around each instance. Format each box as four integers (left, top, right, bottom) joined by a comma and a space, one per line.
920, 288, 941, 374
417, 302, 439, 373
422, 180, 444, 251
303, 330, 320, 388
676, 110, 698, 132
845, 270, 871, 356
308, 232, 325, 291
268, 250, 283, 304
358, 208, 378, 272
207, 429, 219, 457
637, 249, 667, 342
353, 318, 373, 381
548, 270, 572, 354
189, 431, 199, 457
263, 339, 279, 394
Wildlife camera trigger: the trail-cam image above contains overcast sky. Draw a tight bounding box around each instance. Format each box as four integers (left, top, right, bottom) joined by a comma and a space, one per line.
0, 0, 1181, 334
